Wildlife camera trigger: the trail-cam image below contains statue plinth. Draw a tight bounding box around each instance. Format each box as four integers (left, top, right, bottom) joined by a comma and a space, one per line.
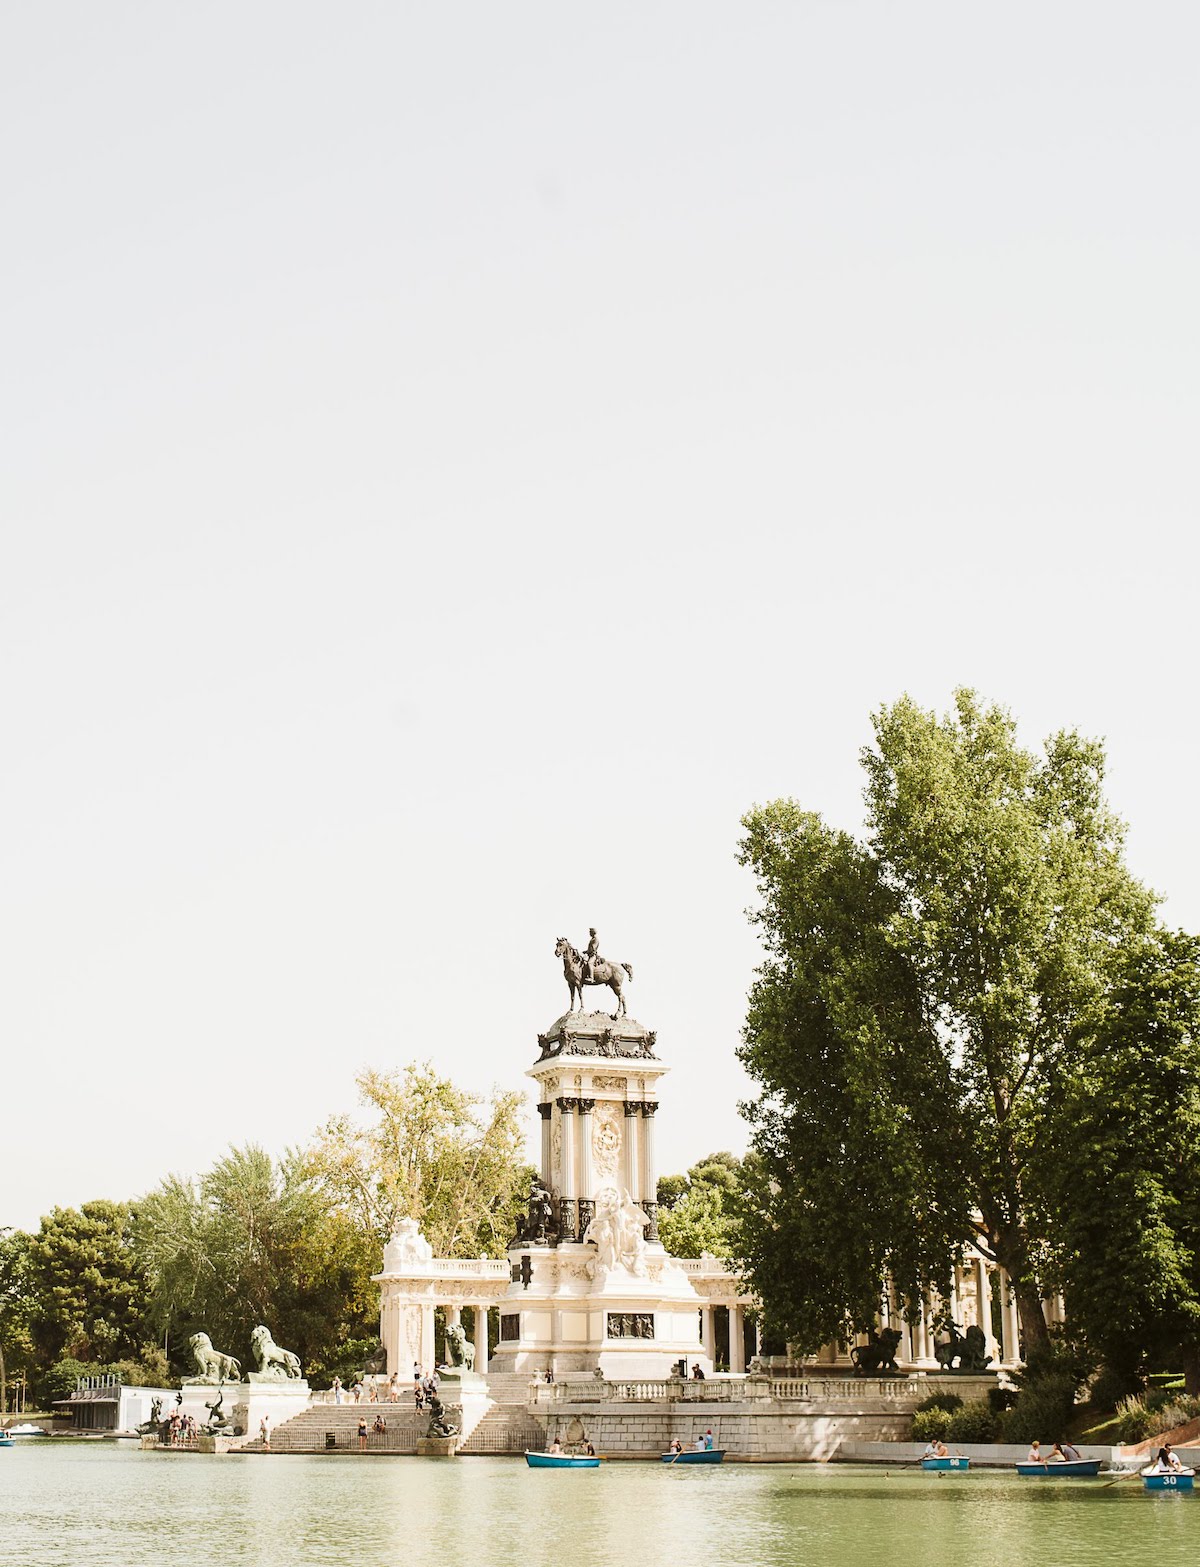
416, 1434, 458, 1458
536, 1012, 658, 1062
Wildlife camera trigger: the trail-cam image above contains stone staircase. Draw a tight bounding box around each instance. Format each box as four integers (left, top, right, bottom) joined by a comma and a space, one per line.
476, 1372, 537, 1406
266, 1383, 529, 1455
458, 1402, 547, 1455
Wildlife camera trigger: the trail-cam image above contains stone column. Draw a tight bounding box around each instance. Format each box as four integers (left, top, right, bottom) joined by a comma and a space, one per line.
702, 1305, 716, 1363
559, 1099, 578, 1241
623, 1101, 641, 1202
473, 1304, 489, 1374
538, 1102, 552, 1187
976, 1256, 999, 1363
1001, 1273, 1021, 1367
421, 1302, 436, 1376
729, 1304, 746, 1373
640, 1103, 659, 1240
577, 1099, 596, 1240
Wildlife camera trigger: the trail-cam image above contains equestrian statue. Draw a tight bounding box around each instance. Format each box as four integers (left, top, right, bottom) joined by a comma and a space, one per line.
555, 931, 634, 1017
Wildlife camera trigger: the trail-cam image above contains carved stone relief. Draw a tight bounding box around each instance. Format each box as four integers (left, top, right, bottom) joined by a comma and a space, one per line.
592, 1102, 622, 1177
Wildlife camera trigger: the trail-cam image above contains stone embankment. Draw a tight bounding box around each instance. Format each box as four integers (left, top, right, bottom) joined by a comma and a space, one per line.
532, 1373, 998, 1461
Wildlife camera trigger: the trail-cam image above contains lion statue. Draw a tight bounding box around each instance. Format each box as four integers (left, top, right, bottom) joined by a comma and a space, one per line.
443, 1322, 475, 1373
187, 1331, 242, 1384
250, 1323, 303, 1380
850, 1326, 903, 1375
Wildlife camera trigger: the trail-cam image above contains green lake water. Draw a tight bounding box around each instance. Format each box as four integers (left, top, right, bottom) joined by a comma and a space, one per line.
0, 1441, 1192, 1567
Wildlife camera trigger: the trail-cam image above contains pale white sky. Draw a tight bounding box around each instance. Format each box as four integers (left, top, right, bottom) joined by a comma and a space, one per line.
3, 4, 1198, 1234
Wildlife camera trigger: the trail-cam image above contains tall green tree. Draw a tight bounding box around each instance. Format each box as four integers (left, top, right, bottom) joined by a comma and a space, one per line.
24, 1201, 150, 1366
657, 1153, 746, 1259
305, 1064, 529, 1259
0, 1229, 34, 1414
1035, 930, 1200, 1387
135, 1145, 370, 1376
737, 690, 1156, 1354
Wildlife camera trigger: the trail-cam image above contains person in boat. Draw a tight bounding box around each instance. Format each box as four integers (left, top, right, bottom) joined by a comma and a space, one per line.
1047, 1443, 1067, 1462
704, 1429, 714, 1450
1027, 1440, 1044, 1463
1154, 1444, 1182, 1472
694, 1435, 707, 1451
669, 1438, 683, 1454
548, 1438, 563, 1455
1061, 1440, 1081, 1461
921, 1439, 942, 1460
934, 1439, 949, 1458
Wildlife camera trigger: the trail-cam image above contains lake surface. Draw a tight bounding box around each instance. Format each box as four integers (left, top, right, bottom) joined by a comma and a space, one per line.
0, 1440, 1188, 1567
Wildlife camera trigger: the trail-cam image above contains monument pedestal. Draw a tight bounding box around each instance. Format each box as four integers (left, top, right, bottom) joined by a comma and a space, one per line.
490, 1011, 708, 1380
416, 1435, 458, 1457
235, 1378, 312, 1439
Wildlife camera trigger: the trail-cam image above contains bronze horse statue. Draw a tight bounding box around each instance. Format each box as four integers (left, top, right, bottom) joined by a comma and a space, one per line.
555, 937, 634, 1017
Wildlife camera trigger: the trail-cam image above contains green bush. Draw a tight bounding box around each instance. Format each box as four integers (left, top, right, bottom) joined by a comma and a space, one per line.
988, 1385, 1018, 1415
1000, 1373, 1076, 1444
38, 1358, 92, 1407
915, 1392, 963, 1414
947, 1399, 998, 1444
1133, 1396, 1200, 1438
911, 1407, 953, 1442
1113, 1397, 1154, 1444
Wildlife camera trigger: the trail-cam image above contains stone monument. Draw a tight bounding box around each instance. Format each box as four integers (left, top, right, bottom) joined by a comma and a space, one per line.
487, 931, 708, 1379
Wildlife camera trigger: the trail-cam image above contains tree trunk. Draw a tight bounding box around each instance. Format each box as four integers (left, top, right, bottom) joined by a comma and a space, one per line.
0, 1340, 6, 1418
1181, 1344, 1200, 1397
1014, 1282, 1049, 1352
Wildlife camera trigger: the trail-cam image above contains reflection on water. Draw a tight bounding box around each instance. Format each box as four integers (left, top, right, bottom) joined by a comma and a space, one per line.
0, 1442, 1187, 1567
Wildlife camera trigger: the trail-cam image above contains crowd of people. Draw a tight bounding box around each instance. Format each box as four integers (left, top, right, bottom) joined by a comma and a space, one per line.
329, 1366, 441, 1407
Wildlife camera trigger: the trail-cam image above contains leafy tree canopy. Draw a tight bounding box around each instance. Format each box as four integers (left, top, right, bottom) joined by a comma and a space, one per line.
24, 1201, 150, 1366
736, 690, 1157, 1355
1034, 931, 1200, 1386
304, 1063, 529, 1260
135, 1144, 370, 1377
656, 1152, 746, 1259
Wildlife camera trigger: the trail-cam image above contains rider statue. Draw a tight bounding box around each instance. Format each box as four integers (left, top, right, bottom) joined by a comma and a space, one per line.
584, 928, 601, 983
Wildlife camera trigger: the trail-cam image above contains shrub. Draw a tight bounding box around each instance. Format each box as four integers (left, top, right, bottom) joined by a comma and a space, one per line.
947, 1399, 997, 1444
911, 1407, 953, 1443
1149, 1396, 1200, 1435
38, 1357, 92, 1407
1000, 1373, 1076, 1444
915, 1392, 963, 1414
1113, 1397, 1154, 1444
988, 1385, 1018, 1415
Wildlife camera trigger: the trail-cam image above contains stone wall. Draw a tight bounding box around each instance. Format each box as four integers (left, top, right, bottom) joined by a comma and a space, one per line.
539, 1377, 998, 1461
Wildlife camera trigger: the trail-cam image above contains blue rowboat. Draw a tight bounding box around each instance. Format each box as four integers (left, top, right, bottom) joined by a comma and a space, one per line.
922, 1456, 970, 1471
525, 1451, 600, 1468
660, 1449, 726, 1464
1015, 1460, 1103, 1478
1143, 1468, 1195, 1492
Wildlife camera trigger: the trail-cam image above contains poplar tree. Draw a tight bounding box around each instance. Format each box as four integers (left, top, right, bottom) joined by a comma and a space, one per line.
736, 690, 1156, 1353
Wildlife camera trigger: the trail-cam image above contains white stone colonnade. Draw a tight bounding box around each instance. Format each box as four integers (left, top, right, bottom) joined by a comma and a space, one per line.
373, 1246, 511, 1377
